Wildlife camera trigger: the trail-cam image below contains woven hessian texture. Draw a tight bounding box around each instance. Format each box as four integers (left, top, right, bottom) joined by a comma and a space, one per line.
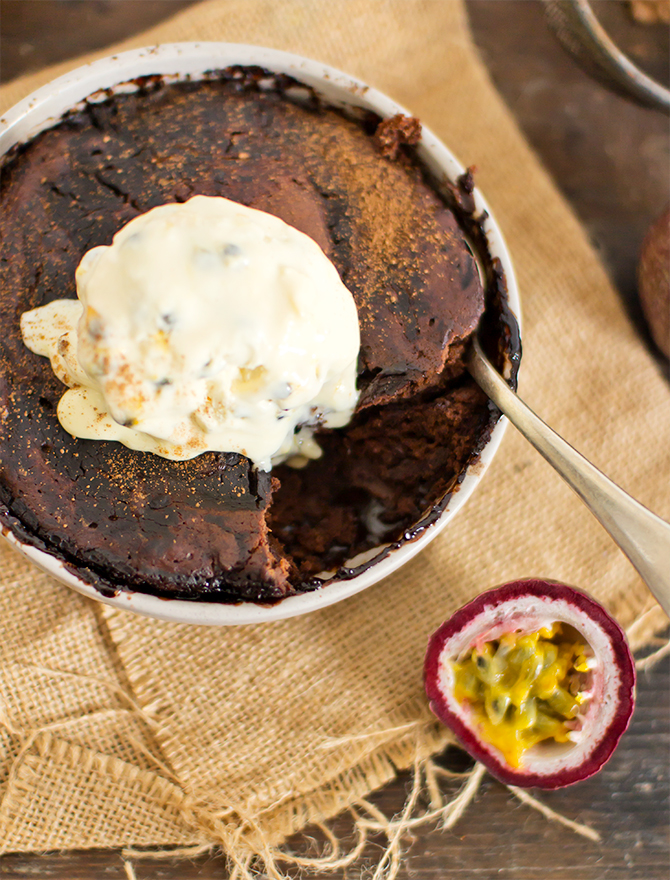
1, 0, 669, 856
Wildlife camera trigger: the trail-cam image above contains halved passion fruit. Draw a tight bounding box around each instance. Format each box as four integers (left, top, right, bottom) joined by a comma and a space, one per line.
424, 579, 636, 788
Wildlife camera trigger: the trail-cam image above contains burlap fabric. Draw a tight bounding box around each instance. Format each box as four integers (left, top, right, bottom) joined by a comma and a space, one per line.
1, 0, 669, 863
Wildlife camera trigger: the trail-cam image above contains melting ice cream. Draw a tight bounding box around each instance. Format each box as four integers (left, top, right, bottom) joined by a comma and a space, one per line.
20, 196, 360, 471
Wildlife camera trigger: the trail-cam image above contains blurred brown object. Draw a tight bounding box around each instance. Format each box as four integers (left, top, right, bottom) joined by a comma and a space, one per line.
638, 208, 670, 359
629, 0, 670, 24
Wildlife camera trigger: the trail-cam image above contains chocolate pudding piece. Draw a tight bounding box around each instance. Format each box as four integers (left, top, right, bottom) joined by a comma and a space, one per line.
0, 71, 507, 602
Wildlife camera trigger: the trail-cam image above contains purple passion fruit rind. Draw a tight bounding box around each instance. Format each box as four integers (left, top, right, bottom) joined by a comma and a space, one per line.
424, 579, 636, 789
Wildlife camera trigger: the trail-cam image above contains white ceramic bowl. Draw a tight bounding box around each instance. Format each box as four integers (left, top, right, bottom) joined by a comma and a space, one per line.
0, 43, 520, 625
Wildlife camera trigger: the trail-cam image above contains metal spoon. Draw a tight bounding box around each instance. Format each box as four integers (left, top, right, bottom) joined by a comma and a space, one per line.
542, 0, 670, 114
467, 336, 670, 617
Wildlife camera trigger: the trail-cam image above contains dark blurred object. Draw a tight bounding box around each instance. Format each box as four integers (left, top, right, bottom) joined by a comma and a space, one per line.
543, 0, 670, 111
629, 0, 670, 24
638, 208, 670, 359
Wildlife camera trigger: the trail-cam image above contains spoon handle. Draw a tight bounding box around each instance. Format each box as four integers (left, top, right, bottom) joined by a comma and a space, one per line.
468, 338, 670, 618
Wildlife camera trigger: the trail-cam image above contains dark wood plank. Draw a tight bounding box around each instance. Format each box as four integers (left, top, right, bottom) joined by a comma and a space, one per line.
0, 0, 199, 83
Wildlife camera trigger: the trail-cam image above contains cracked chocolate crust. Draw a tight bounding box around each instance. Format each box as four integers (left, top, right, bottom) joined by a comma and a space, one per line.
0, 72, 501, 602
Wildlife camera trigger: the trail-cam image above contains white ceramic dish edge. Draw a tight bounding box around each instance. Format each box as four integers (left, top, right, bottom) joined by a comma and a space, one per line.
0, 43, 521, 625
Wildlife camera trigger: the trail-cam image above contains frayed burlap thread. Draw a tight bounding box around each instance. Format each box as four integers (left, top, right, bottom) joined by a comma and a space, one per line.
0, 0, 669, 871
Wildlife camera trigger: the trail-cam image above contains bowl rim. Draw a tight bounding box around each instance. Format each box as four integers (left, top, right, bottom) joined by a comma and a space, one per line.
0, 42, 521, 626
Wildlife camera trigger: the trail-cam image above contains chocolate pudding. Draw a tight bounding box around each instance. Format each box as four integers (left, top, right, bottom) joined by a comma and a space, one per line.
0, 69, 517, 602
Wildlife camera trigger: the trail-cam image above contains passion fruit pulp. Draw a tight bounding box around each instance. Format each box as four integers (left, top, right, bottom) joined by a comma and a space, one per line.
424, 579, 636, 788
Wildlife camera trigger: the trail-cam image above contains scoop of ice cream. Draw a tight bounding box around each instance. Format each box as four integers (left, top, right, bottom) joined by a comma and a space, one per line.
20, 196, 360, 471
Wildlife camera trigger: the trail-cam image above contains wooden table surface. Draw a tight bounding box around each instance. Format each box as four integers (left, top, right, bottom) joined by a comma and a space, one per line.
0, 2, 668, 878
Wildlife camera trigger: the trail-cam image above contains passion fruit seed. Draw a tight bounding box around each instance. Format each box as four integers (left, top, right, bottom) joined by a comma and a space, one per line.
452, 624, 591, 769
